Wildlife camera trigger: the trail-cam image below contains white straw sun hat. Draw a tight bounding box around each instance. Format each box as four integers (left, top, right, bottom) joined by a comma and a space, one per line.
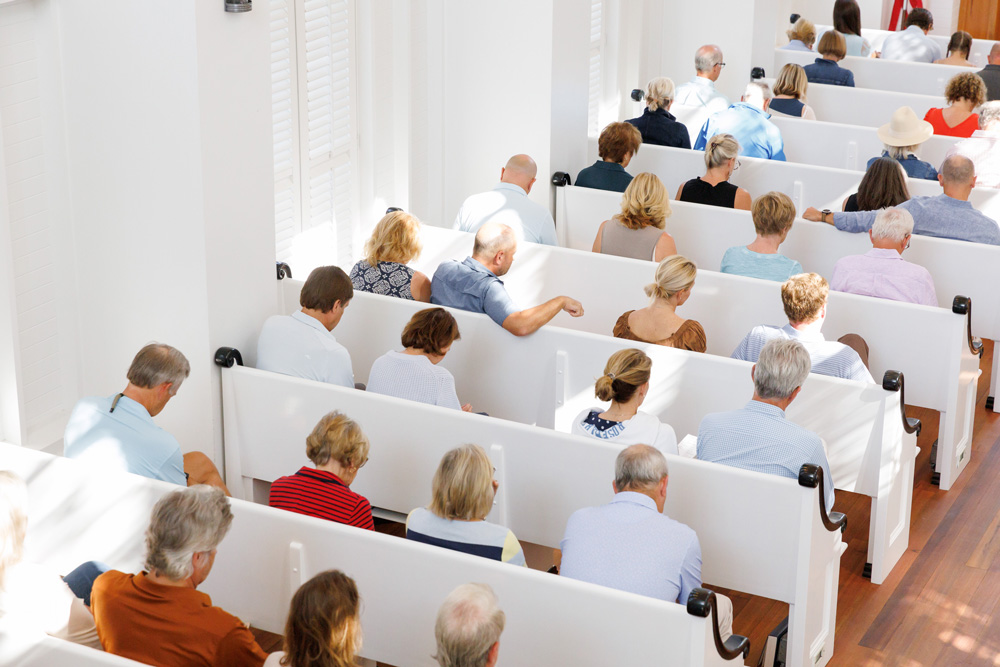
877, 106, 933, 147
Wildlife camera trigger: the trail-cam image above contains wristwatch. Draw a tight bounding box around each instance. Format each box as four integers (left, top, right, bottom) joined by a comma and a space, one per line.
821, 209, 831, 223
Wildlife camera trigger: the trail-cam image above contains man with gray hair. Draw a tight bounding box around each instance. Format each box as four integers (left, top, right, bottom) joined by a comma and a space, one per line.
434, 583, 505, 667
698, 338, 835, 509
64, 343, 228, 491
454, 154, 557, 246
694, 82, 785, 161
431, 222, 583, 336
946, 101, 1000, 188
90, 486, 268, 665
559, 445, 732, 638
830, 208, 938, 306
674, 45, 730, 114
805, 155, 1000, 245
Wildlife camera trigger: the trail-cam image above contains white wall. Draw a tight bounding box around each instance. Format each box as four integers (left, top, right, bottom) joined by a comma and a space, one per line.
53, 1, 275, 462
549, 0, 592, 182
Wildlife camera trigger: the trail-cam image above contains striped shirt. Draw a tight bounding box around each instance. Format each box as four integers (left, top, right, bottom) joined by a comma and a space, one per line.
732, 324, 874, 383
405, 508, 526, 566
696, 400, 835, 509
268, 467, 374, 530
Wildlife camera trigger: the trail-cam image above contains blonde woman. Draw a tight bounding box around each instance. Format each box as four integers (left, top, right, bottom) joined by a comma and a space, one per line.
592, 173, 677, 262
613, 255, 706, 352
625, 77, 691, 149
406, 444, 526, 567
782, 17, 816, 51
721, 192, 803, 282
571, 349, 678, 456
269, 411, 374, 530
676, 133, 752, 210
350, 210, 431, 301
769, 64, 816, 120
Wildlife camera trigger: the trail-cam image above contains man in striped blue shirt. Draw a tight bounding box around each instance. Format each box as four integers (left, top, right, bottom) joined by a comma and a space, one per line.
731, 272, 874, 383
698, 339, 835, 509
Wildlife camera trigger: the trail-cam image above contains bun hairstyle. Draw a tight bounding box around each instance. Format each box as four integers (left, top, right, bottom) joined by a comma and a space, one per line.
644, 255, 697, 302
704, 133, 740, 169
595, 349, 652, 404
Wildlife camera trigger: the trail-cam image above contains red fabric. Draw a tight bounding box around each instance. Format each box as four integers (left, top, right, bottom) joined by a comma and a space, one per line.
268, 467, 374, 529
924, 107, 979, 138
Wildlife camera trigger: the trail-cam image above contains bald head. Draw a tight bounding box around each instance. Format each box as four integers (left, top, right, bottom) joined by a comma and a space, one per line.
990, 42, 1000, 64
500, 154, 537, 192
473, 222, 516, 259
941, 155, 976, 186
695, 44, 724, 80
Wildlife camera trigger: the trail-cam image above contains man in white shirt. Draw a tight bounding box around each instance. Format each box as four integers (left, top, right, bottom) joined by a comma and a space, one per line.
673, 45, 730, 145
879, 9, 942, 63
453, 154, 558, 246
257, 265, 356, 387
946, 101, 1000, 189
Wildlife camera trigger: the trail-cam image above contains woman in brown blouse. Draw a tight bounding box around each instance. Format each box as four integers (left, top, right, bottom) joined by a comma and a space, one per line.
613, 255, 706, 352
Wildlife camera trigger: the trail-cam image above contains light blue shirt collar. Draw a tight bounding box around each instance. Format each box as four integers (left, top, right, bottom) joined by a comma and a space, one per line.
291, 309, 331, 334
744, 400, 787, 419
494, 182, 528, 197
610, 491, 658, 511
780, 323, 825, 342
112, 394, 154, 423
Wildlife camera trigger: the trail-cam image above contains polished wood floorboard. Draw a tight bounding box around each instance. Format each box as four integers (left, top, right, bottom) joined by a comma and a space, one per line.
252, 341, 1000, 667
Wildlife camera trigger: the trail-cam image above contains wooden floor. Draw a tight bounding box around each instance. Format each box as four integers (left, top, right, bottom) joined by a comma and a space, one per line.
254, 341, 1000, 667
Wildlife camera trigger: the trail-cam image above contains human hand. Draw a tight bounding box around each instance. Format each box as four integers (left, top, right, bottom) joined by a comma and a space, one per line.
461, 403, 473, 412
803, 207, 824, 222
563, 298, 584, 317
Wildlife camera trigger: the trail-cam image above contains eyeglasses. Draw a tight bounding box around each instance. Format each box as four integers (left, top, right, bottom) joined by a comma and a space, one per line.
717, 62, 726, 69
733, 159, 741, 171
356, 458, 368, 469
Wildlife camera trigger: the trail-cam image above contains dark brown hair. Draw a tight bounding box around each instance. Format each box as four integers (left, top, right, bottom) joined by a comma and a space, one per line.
946, 31, 973, 58
832, 0, 862, 37
905, 7, 932, 31
401, 308, 461, 356
281, 570, 361, 667
300, 266, 353, 313
598, 122, 642, 164
595, 349, 651, 404
817, 30, 847, 60
856, 157, 911, 211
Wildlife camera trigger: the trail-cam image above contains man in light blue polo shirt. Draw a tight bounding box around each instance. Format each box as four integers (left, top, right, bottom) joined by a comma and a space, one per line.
699, 338, 835, 510
431, 223, 584, 336
453, 154, 558, 246
64, 344, 228, 491
257, 265, 356, 387
559, 444, 733, 638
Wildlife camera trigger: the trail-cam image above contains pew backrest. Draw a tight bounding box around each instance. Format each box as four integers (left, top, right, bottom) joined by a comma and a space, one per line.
554, 186, 1000, 343
814, 25, 994, 68
0, 633, 147, 667
774, 48, 971, 97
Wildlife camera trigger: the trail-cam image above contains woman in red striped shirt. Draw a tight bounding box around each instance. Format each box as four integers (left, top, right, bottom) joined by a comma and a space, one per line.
268, 411, 374, 530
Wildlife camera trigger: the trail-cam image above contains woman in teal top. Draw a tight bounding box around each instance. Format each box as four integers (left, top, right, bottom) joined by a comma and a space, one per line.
721, 191, 802, 282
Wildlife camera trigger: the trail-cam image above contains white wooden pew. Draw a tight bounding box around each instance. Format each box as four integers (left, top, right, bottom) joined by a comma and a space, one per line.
270, 287, 912, 583
611, 141, 1000, 220
671, 83, 945, 132
555, 186, 1000, 417
0, 634, 146, 667
769, 115, 959, 172
4, 443, 749, 667
214, 366, 845, 667
774, 48, 971, 97
413, 224, 977, 494
814, 25, 994, 68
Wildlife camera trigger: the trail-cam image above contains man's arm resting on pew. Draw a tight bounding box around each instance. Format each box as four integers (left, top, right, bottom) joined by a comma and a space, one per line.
502, 297, 584, 336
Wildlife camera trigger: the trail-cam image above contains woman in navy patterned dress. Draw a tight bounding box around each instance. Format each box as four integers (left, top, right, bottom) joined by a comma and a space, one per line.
349, 210, 431, 301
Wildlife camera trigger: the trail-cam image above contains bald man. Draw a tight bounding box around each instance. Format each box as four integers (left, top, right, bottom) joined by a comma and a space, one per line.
977, 43, 1000, 102
431, 223, 583, 336
805, 155, 1000, 245
453, 155, 559, 246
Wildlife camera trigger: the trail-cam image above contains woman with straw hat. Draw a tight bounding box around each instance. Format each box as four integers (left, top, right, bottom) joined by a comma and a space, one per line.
867, 106, 938, 180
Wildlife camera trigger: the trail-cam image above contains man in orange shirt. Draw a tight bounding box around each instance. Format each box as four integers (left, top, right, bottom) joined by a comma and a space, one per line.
91, 486, 269, 667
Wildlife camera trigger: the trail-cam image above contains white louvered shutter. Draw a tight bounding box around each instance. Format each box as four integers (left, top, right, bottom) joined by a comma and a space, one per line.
587, 0, 604, 137
0, 2, 67, 442
271, 0, 300, 262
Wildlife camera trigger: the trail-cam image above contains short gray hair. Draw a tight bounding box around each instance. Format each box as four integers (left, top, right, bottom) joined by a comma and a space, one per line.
614, 444, 668, 493
694, 45, 723, 73
871, 208, 914, 243
743, 82, 772, 108
753, 339, 811, 400
980, 101, 1000, 129
434, 583, 505, 667
940, 154, 976, 186
128, 344, 191, 393
144, 485, 233, 581
885, 144, 918, 160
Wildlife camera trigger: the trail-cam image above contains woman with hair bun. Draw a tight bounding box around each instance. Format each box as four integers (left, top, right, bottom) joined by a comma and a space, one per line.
676, 133, 752, 210
265, 570, 363, 667
570, 349, 678, 456
613, 255, 706, 352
